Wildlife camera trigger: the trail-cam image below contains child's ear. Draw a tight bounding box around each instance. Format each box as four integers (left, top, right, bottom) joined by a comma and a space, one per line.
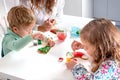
12, 26, 18, 33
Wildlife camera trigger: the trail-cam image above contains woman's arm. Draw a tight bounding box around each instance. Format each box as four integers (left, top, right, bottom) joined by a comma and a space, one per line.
19, 0, 31, 9
54, 0, 65, 23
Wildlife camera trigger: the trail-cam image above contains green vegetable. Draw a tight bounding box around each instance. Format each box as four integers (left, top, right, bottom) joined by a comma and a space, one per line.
38, 46, 50, 53
76, 31, 80, 34
38, 39, 42, 45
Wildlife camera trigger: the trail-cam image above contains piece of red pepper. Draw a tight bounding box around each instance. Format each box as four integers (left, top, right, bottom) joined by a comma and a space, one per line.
73, 51, 84, 58
50, 29, 64, 34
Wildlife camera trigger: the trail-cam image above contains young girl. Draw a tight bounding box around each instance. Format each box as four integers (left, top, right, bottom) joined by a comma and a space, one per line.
2, 5, 55, 57
20, 0, 65, 32
66, 18, 120, 80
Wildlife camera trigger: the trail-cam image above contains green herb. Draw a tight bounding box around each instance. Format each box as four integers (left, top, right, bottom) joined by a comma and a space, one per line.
76, 31, 80, 34
38, 39, 42, 45
38, 46, 50, 53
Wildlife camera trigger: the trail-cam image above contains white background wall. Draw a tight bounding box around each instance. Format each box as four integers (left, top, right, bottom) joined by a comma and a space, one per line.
82, 0, 93, 18
64, 0, 93, 18
64, 0, 82, 17
0, 0, 19, 18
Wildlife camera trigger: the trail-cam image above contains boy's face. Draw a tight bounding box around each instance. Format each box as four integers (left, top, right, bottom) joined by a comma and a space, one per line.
81, 39, 96, 57
13, 22, 35, 37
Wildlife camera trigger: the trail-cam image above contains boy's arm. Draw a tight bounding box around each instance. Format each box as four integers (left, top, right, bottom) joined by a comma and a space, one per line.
7, 35, 33, 50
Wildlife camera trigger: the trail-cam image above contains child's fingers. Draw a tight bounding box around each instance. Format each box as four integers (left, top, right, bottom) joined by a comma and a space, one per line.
71, 40, 82, 51
39, 34, 45, 40
66, 60, 77, 70
32, 33, 45, 40
47, 39, 55, 47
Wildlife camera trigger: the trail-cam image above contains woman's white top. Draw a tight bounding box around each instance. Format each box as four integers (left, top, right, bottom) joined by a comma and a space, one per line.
20, 0, 65, 29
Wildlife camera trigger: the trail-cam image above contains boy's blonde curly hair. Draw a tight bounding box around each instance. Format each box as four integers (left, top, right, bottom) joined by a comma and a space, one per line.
7, 5, 35, 28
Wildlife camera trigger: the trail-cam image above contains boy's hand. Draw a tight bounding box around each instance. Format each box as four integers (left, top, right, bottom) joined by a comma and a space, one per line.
46, 38, 55, 47
32, 32, 45, 40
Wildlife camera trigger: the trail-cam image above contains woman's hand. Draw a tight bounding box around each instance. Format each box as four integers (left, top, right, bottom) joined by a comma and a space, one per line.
38, 19, 56, 32
71, 40, 83, 51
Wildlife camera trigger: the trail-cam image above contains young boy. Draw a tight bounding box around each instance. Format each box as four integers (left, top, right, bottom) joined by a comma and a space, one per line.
1, 5, 55, 57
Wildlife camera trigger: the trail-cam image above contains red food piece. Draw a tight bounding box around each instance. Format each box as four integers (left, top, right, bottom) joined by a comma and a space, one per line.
50, 29, 57, 34
58, 57, 64, 62
73, 51, 84, 58
50, 29, 64, 34
57, 32, 67, 41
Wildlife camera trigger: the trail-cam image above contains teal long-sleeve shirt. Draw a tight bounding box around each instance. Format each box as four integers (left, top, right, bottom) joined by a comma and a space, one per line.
2, 28, 33, 56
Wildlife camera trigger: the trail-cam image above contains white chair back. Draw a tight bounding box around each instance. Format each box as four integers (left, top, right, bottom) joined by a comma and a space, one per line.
0, 16, 8, 58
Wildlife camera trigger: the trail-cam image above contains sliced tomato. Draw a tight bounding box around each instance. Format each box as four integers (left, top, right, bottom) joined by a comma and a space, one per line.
57, 32, 67, 41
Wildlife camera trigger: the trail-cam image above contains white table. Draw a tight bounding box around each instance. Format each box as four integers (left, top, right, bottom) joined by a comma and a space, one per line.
0, 15, 113, 80
55, 15, 94, 31
57, 15, 115, 31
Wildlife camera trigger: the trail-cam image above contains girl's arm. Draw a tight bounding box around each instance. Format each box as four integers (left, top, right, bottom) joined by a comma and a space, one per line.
72, 63, 93, 80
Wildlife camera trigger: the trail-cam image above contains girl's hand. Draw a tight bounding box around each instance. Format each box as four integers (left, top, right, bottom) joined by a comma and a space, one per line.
71, 40, 83, 51
46, 38, 55, 47
66, 59, 77, 70
32, 32, 45, 40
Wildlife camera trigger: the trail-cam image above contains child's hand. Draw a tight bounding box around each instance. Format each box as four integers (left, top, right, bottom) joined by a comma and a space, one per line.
71, 40, 83, 51
32, 32, 45, 40
46, 38, 55, 47
66, 59, 77, 70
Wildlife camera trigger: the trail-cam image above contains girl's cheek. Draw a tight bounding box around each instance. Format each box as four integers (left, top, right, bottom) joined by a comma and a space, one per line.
85, 50, 91, 56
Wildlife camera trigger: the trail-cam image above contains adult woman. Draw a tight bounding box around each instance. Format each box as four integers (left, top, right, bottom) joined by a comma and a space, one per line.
20, 0, 65, 32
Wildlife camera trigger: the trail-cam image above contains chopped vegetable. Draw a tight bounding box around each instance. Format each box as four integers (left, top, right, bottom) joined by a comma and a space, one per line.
50, 29, 64, 34
58, 57, 64, 62
38, 46, 51, 53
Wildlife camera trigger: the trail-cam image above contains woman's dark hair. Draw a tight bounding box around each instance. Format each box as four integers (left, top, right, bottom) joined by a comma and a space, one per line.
31, 0, 55, 14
